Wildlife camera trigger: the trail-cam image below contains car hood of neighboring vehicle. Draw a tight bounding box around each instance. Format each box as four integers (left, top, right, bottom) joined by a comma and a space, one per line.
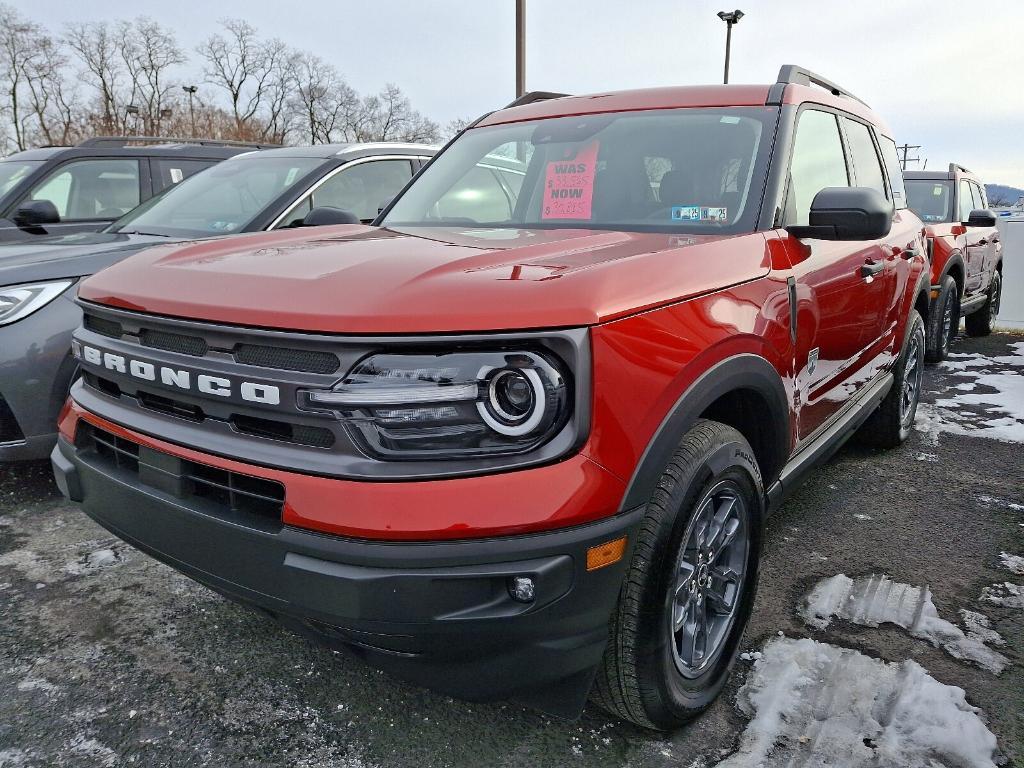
79, 224, 772, 333
0, 231, 174, 285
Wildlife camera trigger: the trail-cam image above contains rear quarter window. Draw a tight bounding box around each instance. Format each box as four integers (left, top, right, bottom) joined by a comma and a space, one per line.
878, 137, 908, 209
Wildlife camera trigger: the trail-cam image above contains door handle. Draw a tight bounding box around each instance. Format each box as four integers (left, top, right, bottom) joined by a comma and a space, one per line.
978, 239, 988, 245
860, 261, 884, 279
900, 247, 919, 260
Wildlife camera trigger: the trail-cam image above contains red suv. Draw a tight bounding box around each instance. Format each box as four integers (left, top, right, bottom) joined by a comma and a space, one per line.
905, 165, 1002, 362
52, 66, 929, 729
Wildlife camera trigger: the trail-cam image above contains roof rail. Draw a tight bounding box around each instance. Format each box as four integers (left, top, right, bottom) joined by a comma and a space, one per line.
949, 162, 972, 175
766, 65, 868, 107
77, 136, 279, 149
503, 91, 570, 109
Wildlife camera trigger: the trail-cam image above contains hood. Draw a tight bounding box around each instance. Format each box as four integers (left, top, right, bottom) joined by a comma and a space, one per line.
0, 231, 172, 286
79, 225, 772, 333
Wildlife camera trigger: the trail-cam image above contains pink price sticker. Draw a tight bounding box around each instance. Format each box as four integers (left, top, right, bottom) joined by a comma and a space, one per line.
541, 141, 599, 220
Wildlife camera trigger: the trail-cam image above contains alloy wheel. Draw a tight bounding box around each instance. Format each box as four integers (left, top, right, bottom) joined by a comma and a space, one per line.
900, 331, 924, 427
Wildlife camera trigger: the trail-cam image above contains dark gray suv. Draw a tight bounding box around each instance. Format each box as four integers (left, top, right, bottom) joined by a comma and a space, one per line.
0, 142, 436, 460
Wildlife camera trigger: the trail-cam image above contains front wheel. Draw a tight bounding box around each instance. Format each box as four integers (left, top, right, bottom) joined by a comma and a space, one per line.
591, 420, 762, 730
857, 309, 925, 448
925, 275, 959, 364
964, 271, 1001, 337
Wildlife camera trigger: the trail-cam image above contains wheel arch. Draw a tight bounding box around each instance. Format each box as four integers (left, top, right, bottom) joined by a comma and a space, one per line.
619, 354, 789, 512
941, 251, 966, 296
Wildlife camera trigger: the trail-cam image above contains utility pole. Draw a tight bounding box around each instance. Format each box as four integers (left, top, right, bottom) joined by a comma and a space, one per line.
516, 0, 526, 97
717, 10, 744, 84
896, 143, 921, 171
183, 85, 198, 138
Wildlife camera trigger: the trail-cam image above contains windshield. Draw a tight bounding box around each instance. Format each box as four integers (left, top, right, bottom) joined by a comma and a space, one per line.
906, 179, 953, 223
109, 155, 325, 238
382, 107, 776, 233
0, 160, 43, 199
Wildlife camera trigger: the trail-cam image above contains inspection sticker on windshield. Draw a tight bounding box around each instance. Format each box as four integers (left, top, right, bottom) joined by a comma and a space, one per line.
542, 141, 599, 220
671, 206, 727, 222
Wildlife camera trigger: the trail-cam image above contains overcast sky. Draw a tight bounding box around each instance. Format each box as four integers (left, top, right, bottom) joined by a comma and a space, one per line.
20, 0, 1024, 187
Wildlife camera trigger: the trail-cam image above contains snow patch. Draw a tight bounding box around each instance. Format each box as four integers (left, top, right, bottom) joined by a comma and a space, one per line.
914, 452, 938, 462
1000, 552, 1024, 575
715, 637, 998, 768
67, 736, 117, 767
65, 548, 122, 575
981, 582, 1024, 608
800, 574, 1008, 674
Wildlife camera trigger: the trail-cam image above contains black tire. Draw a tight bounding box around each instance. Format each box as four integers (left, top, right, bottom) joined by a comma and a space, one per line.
591, 420, 763, 730
964, 271, 1001, 337
857, 309, 925, 449
925, 275, 959, 364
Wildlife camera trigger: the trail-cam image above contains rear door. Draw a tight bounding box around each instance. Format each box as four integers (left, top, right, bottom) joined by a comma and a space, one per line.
779, 109, 890, 441
970, 180, 998, 292
959, 179, 986, 294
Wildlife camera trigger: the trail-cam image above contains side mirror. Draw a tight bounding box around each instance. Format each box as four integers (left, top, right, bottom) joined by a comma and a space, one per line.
965, 209, 997, 228
786, 187, 894, 241
302, 207, 360, 227
13, 199, 60, 229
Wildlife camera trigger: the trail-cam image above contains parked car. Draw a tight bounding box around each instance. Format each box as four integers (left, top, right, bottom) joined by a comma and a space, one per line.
0, 137, 273, 242
52, 66, 929, 729
0, 142, 436, 461
905, 165, 1003, 361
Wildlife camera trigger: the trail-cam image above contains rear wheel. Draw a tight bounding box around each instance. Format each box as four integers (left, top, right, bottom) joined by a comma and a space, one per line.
857, 309, 925, 448
925, 275, 959, 364
591, 420, 762, 730
964, 271, 1001, 337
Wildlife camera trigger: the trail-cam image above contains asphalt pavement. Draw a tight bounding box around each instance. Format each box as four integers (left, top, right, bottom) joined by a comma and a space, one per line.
1, 333, 1021, 768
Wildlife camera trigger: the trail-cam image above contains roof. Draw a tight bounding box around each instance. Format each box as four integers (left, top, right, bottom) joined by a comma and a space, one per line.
233, 142, 439, 161
3, 143, 254, 161
906, 164, 980, 182
476, 76, 891, 137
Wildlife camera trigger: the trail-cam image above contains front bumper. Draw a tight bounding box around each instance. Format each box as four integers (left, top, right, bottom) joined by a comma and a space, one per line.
52, 425, 642, 716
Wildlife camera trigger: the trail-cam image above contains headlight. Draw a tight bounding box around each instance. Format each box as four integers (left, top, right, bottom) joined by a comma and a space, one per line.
301, 350, 570, 460
0, 280, 74, 326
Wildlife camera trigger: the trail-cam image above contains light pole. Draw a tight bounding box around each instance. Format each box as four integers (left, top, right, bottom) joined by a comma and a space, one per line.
717, 9, 744, 84
182, 85, 198, 138
515, 0, 526, 97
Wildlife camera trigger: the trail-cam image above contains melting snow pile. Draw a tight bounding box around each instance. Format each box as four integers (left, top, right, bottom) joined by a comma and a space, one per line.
981, 582, 1024, 609
999, 552, 1024, 575
715, 637, 998, 768
800, 574, 1008, 674
916, 343, 1024, 444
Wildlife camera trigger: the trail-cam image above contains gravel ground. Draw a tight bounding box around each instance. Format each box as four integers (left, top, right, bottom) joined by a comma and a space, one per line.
1, 332, 1021, 768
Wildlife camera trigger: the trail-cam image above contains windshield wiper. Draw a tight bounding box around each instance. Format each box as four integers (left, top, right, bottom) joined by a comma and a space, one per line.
115, 230, 172, 237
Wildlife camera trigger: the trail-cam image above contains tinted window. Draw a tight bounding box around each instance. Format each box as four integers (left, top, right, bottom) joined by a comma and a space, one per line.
309, 159, 413, 222
153, 159, 218, 191
905, 180, 953, 223
787, 110, 849, 226
841, 118, 886, 198
958, 180, 976, 221
0, 160, 43, 199
27, 159, 140, 220
878, 137, 907, 209
384, 108, 774, 233
110, 156, 322, 238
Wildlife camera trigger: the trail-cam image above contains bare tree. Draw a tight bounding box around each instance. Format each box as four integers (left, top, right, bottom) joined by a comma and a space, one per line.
65, 20, 125, 135
22, 35, 81, 146
352, 84, 439, 143
0, 4, 43, 150
292, 53, 359, 144
118, 18, 185, 136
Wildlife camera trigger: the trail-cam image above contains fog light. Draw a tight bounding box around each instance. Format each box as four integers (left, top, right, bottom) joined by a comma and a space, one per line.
508, 576, 536, 603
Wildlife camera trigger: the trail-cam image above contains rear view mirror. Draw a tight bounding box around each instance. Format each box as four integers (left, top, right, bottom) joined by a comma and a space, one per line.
965, 209, 997, 228
13, 199, 60, 230
302, 207, 360, 227
786, 187, 894, 241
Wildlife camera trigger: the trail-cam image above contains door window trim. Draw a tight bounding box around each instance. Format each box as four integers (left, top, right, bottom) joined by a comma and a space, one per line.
18, 156, 145, 223
269, 155, 415, 229
779, 104, 854, 228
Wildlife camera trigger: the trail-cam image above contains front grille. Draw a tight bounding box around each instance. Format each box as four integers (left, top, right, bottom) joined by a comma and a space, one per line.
230, 414, 335, 448
80, 423, 284, 528
84, 313, 123, 339
139, 328, 209, 357
0, 396, 25, 443
137, 390, 205, 422
234, 344, 340, 374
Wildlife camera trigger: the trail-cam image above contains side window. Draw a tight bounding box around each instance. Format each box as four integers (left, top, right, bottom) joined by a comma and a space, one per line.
434, 165, 515, 222
841, 118, 886, 198
786, 110, 849, 226
877, 137, 907, 209
26, 159, 140, 220
971, 181, 988, 210
313, 159, 413, 222
153, 159, 217, 192
958, 180, 976, 221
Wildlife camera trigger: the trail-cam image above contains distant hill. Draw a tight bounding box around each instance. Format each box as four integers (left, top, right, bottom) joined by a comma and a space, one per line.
986, 184, 1024, 206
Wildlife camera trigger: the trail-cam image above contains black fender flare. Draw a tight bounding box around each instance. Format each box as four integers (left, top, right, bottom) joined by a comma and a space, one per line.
937, 250, 966, 293
619, 354, 789, 512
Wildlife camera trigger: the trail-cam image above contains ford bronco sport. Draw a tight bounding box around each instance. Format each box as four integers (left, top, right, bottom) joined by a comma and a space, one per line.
52, 66, 929, 729
905, 165, 1002, 362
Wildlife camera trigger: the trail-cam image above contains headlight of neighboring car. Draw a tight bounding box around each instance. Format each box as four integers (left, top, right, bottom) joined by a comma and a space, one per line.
0, 280, 75, 326
300, 350, 571, 460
